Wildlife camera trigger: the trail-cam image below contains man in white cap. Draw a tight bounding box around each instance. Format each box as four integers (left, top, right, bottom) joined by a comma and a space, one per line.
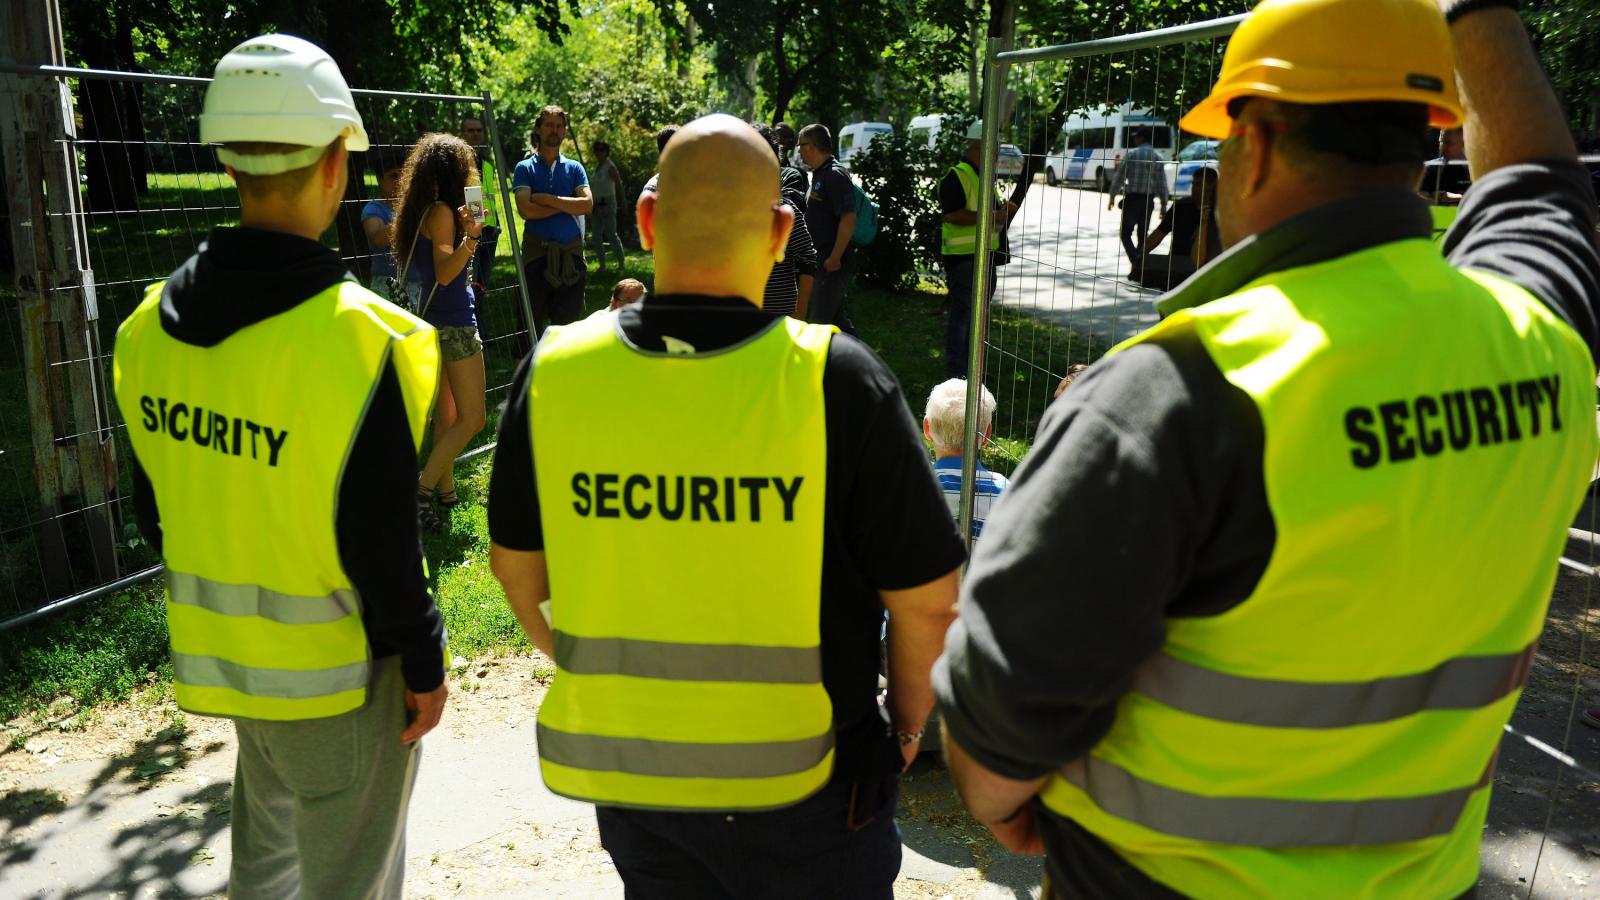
936, 119, 1017, 378
112, 34, 449, 897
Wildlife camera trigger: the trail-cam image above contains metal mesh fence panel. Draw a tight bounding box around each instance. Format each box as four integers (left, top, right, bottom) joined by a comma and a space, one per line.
0, 64, 531, 629
962, 13, 1600, 895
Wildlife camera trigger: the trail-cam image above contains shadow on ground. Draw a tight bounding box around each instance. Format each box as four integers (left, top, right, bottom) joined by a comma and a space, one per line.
0, 726, 231, 898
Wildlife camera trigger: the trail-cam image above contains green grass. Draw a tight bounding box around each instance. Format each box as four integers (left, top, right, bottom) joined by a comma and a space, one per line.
0, 586, 172, 722
0, 189, 1098, 721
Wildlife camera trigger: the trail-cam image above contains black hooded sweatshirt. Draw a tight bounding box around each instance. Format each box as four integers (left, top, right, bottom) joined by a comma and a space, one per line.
128, 227, 447, 694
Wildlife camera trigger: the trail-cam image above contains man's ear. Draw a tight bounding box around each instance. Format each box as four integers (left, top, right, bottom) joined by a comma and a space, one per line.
322, 143, 347, 190
770, 202, 794, 263
636, 193, 657, 251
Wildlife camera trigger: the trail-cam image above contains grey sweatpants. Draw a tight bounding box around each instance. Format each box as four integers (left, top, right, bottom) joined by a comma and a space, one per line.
228, 656, 420, 900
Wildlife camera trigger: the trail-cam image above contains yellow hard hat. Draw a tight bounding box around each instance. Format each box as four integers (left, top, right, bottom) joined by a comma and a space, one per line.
1179, 0, 1464, 140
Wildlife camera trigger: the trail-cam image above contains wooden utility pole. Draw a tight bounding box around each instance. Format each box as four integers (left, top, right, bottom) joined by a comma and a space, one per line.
0, 0, 122, 599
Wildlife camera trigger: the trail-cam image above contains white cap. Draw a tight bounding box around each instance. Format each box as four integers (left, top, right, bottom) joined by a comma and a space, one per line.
200, 34, 369, 175
965, 120, 985, 140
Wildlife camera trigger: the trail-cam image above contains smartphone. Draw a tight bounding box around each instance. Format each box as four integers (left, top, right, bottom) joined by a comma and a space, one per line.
464, 185, 485, 223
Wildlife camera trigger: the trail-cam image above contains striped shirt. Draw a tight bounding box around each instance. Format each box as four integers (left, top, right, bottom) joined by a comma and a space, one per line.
763, 198, 819, 317
1109, 144, 1169, 201
935, 456, 1009, 542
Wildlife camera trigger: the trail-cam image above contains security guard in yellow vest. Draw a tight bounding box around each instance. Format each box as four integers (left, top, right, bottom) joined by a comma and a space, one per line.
935, 1, 1600, 897
939, 119, 1017, 379
113, 35, 449, 898
488, 114, 964, 897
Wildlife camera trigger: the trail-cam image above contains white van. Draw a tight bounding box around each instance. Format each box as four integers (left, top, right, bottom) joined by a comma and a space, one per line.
1041, 105, 1174, 191
837, 121, 894, 168
907, 114, 947, 149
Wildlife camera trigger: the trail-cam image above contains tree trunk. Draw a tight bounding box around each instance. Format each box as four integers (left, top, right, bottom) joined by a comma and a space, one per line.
301, 0, 372, 283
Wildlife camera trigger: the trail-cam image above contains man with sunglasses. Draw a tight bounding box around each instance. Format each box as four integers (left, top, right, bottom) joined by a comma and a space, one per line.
936, 0, 1600, 896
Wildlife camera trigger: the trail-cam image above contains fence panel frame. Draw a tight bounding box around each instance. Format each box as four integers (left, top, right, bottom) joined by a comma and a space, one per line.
0, 59, 533, 632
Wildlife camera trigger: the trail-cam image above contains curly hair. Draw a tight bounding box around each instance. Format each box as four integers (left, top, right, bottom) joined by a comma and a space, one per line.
392, 133, 478, 274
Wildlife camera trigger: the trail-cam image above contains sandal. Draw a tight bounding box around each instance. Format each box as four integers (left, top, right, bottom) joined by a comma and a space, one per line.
416, 485, 444, 532
437, 488, 461, 509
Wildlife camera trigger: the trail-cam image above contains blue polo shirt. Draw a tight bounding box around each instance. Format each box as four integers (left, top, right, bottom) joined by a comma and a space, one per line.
513, 153, 588, 244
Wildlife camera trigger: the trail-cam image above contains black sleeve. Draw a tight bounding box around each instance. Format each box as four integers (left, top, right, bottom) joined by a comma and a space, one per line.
826, 167, 856, 218
938, 171, 966, 215
1444, 161, 1600, 359
337, 361, 447, 694
933, 334, 1272, 779
487, 352, 542, 551
788, 203, 820, 277
826, 337, 967, 589
130, 454, 163, 556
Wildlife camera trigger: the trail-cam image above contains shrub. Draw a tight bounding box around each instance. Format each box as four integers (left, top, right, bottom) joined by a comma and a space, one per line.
850, 112, 977, 291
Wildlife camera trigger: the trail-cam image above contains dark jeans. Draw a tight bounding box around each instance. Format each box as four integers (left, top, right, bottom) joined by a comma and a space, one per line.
596, 776, 901, 900
1119, 193, 1157, 267
517, 254, 587, 358
944, 256, 996, 379
807, 255, 858, 336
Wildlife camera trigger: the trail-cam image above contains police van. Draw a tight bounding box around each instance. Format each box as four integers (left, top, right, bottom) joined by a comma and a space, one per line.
837, 121, 894, 169
1042, 104, 1174, 191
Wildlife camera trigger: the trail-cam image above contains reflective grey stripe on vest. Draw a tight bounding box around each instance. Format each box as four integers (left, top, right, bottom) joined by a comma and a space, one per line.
1132, 643, 1536, 729
167, 571, 359, 625
553, 631, 822, 684
1060, 753, 1495, 847
537, 722, 834, 779
173, 652, 368, 700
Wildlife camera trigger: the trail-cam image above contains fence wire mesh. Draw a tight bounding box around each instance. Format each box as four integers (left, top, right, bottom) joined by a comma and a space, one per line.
963, 13, 1600, 895
0, 64, 532, 630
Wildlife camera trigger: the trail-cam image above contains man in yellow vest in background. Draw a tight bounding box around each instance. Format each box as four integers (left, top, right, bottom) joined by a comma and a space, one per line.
939, 119, 1018, 379
461, 115, 501, 302
936, 1, 1600, 897
113, 35, 450, 898
488, 114, 965, 898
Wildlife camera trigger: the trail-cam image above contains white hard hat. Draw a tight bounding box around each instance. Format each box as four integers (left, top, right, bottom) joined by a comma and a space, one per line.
200, 34, 369, 175
965, 120, 985, 140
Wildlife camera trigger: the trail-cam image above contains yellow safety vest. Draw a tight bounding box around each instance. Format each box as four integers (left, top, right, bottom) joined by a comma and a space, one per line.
530, 313, 837, 811
113, 280, 439, 720
1431, 204, 1458, 244
1041, 239, 1597, 898
482, 157, 500, 227
940, 160, 1002, 256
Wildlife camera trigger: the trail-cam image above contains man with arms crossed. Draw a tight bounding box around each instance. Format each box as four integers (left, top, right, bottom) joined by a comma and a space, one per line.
513, 104, 592, 356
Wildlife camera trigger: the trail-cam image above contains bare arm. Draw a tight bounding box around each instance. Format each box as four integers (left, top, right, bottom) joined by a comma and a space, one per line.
363, 214, 393, 250
883, 567, 960, 765
794, 273, 813, 320
426, 202, 480, 286
1447, 9, 1578, 177
944, 729, 1048, 854
527, 184, 594, 216
490, 543, 555, 658
516, 187, 560, 221
827, 211, 856, 265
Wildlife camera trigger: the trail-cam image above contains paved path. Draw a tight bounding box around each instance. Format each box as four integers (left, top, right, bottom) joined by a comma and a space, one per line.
0, 659, 1042, 899
998, 182, 1167, 345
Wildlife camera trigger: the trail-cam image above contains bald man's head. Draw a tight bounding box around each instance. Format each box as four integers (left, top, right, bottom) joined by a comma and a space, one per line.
651, 114, 784, 261
637, 114, 793, 302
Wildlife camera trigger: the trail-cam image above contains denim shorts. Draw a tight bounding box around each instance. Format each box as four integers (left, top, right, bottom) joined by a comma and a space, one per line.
437, 325, 483, 362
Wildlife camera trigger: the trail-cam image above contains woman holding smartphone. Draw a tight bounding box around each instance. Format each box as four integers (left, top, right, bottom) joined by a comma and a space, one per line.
393, 133, 485, 530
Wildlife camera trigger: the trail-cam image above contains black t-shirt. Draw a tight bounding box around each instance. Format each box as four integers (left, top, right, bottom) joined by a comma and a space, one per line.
805, 158, 857, 264
488, 295, 967, 783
